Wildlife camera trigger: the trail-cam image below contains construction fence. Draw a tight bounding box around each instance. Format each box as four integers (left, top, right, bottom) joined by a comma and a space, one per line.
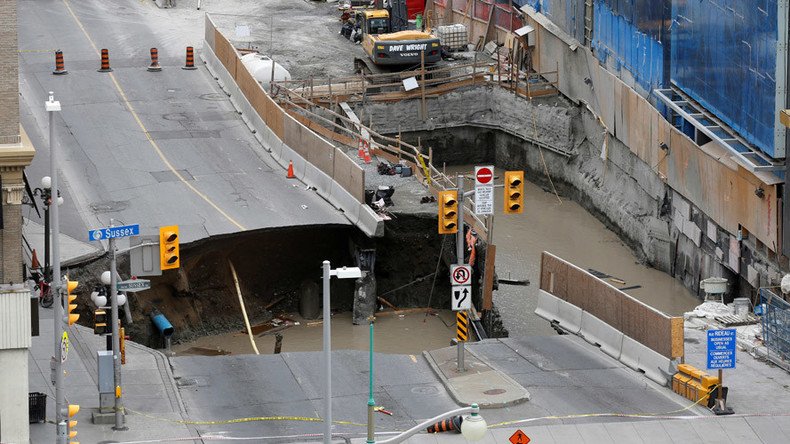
431, 0, 524, 45
761, 288, 790, 372
540, 252, 684, 360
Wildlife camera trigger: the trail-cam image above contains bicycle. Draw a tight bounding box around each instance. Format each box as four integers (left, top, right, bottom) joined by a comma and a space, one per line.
31, 270, 54, 308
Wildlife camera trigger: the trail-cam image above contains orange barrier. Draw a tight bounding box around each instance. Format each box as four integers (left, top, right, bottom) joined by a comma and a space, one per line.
53, 50, 68, 75
182, 46, 197, 70
98, 48, 112, 72
147, 47, 162, 72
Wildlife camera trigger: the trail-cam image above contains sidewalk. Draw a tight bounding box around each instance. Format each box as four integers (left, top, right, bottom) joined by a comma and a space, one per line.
28, 305, 197, 443
424, 345, 530, 408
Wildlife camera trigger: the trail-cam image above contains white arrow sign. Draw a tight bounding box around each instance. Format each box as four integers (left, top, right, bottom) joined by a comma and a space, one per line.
452, 285, 472, 311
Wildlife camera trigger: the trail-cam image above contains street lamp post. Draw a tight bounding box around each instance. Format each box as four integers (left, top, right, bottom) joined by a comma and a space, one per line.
45, 92, 71, 444
322, 260, 362, 444
367, 321, 375, 444
32, 177, 52, 281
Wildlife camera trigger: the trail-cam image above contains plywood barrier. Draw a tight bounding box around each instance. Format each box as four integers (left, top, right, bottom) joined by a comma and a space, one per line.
213, 29, 236, 79
539, 251, 684, 359
203, 14, 365, 206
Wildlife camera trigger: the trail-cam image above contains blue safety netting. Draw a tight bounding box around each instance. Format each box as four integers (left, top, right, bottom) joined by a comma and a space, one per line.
671, 0, 778, 157
522, 0, 586, 42
592, 1, 670, 93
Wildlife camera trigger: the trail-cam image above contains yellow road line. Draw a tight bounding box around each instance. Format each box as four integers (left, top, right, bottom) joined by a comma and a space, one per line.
61, 0, 246, 231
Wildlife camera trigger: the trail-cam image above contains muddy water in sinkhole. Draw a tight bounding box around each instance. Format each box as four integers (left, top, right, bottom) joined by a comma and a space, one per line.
174, 165, 701, 356
445, 165, 700, 337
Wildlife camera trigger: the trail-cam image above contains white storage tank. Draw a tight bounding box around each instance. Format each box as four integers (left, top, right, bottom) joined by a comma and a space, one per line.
240, 53, 291, 88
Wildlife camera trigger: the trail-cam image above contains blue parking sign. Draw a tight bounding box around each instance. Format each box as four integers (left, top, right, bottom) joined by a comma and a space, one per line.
707, 329, 736, 370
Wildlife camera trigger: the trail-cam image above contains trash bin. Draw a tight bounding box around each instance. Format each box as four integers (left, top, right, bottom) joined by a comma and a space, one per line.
29, 392, 47, 423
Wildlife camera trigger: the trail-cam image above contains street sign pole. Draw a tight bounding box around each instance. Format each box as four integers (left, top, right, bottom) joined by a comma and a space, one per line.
456, 173, 466, 373
47, 92, 68, 444
109, 224, 127, 430
707, 328, 735, 415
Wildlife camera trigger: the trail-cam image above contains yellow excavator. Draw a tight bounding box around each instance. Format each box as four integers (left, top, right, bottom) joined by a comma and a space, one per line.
349, 1, 441, 72
356, 10, 440, 66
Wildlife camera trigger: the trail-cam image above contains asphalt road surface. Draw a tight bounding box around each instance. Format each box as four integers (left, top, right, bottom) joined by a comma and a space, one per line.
18, 0, 348, 252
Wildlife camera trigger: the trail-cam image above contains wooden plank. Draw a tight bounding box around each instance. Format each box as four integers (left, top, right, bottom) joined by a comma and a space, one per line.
671, 317, 685, 358
482, 245, 496, 310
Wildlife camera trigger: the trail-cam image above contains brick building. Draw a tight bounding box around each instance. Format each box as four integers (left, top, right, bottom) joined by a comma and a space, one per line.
0, 0, 35, 442
0, 0, 34, 284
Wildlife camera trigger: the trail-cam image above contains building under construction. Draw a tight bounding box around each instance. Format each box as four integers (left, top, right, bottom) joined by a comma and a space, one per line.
418, 0, 789, 300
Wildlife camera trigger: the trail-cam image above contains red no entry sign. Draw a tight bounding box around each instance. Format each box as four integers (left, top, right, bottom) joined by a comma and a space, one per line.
475, 166, 494, 186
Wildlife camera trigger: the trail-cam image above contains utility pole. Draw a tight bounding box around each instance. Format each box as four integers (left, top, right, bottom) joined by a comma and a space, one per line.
46, 92, 68, 444
323, 260, 332, 444
456, 173, 465, 372
109, 223, 126, 431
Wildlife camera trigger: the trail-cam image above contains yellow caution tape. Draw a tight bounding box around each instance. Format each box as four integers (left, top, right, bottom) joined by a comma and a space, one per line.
489, 384, 721, 428
126, 408, 366, 427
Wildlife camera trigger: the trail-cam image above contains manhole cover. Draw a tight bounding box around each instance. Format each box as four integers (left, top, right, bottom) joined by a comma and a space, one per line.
484, 388, 506, 395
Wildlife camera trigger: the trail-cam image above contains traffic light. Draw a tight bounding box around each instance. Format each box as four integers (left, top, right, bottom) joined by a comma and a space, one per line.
159, 225, 180, 270
503, 171, 524, 214
66, 278, 79, 326
438, 190, 458, 234
93, 309, 108, 335
68, 404, 79, 442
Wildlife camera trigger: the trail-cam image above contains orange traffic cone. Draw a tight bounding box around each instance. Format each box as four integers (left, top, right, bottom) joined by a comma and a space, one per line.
287, 160, 296, 179
52, 50, 68, 75
147, 47, 162, 72
31, 249, 41, 270
426, 415, 462, 433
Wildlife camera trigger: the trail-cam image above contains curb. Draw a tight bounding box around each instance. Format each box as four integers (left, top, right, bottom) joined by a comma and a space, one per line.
422, 345, 530, 409
422, 349, 468, 408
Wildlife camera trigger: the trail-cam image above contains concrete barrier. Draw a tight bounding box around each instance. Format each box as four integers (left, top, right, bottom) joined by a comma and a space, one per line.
201, 41, 383, 237
535, 289, 560, 322
620, 335, 674, 386
535, 290, 581, 334
580, 311, 624, 360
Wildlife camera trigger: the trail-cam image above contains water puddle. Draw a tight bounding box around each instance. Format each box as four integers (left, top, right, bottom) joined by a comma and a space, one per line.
173, 310, 459, 356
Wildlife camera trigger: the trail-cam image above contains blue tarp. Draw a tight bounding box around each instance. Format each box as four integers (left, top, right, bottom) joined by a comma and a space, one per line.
671, 0, 778, 157
592, 1, 669, 93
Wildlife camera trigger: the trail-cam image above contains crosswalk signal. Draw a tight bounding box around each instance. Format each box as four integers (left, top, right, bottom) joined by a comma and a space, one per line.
159, 225, 180, 270
504, 171, 524, 214
66, 278, 79, 326
438, 190, 459, 234
68, 404, 79, 442
93, 309, 108, 335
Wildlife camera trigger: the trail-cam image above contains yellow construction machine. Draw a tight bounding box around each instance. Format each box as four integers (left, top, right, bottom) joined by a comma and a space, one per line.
356, 9, 440, 67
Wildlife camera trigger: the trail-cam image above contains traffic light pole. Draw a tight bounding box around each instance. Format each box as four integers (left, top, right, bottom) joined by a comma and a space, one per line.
455, 174, 466, 372
109, 228, 126, 431
46, 92, 69, 444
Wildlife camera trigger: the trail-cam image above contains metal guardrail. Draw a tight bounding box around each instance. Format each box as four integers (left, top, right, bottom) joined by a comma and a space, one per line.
761, 288, 790, 371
